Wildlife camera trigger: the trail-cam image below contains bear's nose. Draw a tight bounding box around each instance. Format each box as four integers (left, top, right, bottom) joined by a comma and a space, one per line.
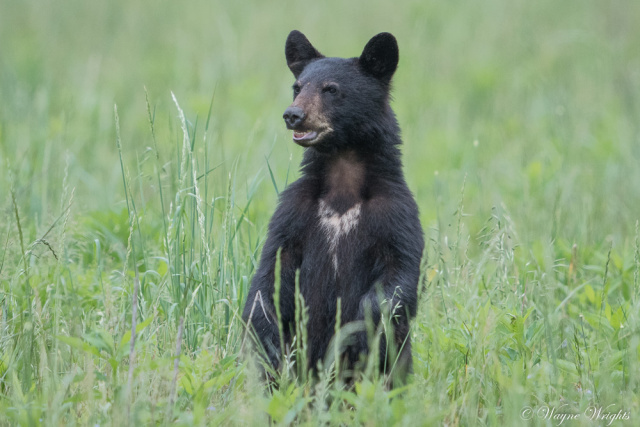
283, 106, 306, 129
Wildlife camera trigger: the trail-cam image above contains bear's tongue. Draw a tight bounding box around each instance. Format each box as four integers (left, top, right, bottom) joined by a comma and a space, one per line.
293, 130, 317, 141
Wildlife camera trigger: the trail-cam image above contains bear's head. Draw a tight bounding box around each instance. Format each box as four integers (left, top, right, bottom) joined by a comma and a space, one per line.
283, 30, 399, 149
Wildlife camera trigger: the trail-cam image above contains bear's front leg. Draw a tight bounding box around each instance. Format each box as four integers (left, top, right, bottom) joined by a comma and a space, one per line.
349, 278, 416, 376
348, 223, 422, 383
242, 234, 300, 371
242, 273, 282, 370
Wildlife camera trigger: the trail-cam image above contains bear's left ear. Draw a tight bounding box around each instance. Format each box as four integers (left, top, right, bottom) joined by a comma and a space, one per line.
285, 30, 324, 78
359, 32, 399, 83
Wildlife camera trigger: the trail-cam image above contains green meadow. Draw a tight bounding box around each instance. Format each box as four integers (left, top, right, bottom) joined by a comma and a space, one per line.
1, 0, 639, 425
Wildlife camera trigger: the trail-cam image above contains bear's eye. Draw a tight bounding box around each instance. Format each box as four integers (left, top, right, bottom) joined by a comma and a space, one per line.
322, 85, 338, 95
293, 85, 301, 95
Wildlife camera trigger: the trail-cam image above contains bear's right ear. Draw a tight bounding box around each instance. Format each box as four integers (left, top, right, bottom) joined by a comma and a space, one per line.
285, 30, 324, 78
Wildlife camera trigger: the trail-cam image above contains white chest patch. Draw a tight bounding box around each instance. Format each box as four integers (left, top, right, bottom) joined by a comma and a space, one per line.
318, 199, 362, 271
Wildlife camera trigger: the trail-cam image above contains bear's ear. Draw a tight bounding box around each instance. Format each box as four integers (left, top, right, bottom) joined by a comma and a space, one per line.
285, 30, 324, 78
359, 32, 399, 83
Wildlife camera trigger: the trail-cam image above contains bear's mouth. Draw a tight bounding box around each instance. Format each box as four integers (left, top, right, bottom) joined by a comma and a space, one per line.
293, 130, 318, 142
291, 127, 333, 147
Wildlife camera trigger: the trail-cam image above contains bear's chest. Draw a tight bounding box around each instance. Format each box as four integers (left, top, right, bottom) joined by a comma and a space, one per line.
311, 151, 370, 271
317, 199, 362, 270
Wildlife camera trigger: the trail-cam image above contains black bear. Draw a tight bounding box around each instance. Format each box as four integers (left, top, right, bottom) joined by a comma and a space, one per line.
242, 30, 423, 384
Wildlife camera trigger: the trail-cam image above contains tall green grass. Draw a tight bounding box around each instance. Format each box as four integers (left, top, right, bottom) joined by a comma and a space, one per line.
1, 0, 639, 425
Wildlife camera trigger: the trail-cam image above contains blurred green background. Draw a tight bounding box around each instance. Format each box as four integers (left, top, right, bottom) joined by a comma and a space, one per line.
1, 0, 639, 425
2, 0, 638, 242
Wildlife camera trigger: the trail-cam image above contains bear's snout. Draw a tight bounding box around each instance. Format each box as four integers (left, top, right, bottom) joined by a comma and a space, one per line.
283, 106, 306, 129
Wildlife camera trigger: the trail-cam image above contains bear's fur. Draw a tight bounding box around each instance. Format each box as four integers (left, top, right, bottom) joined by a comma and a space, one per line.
242, 30, 423, 384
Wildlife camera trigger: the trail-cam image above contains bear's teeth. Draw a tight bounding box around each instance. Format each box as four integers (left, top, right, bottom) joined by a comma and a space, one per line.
293, 130, 318, 141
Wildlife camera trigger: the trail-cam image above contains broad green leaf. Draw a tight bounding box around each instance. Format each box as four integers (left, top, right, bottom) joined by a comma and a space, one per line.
56, 336, 102, 358
584, 284, 595, 303
118, 315, 154, 350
